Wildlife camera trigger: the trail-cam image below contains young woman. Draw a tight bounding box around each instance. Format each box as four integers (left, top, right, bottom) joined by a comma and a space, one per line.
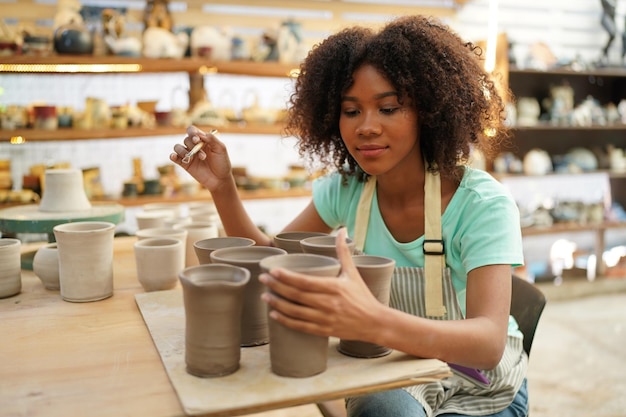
171, 15, 527, 417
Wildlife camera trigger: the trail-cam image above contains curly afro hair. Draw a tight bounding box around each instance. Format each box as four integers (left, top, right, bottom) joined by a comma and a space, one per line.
284, 15, 510, 182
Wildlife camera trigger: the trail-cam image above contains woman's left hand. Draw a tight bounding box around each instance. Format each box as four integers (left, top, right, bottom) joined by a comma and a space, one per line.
259, 228, 386, 341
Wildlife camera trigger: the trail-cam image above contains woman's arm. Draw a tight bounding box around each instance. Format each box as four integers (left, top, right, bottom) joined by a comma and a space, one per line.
260, 230, 512, 369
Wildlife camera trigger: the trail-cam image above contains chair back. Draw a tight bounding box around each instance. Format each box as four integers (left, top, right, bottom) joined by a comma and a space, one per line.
510, 275, 547, 357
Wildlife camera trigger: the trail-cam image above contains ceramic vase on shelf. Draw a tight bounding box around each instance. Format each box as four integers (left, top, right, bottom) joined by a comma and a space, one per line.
53, 221, 115, 303
32, 243, 60, 290
260, 253, 341, 378
210, 245, 287, 347
179, 264, 250, 378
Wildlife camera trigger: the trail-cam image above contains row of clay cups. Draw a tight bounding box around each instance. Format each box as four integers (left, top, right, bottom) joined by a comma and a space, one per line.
135, 202, 220, 231
180, 234, 396, 379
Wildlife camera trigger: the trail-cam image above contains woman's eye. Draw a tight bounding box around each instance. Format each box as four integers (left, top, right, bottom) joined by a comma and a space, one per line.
380, 107, 398, 115
342, 109, 359, 117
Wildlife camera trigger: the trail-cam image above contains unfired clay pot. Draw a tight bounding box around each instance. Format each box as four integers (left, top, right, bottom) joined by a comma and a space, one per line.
53, 221, 115, 302
134, 237, 185, 292
32, 242, 60, 290
210, 245, 287, 347
272, 231, 328, 254
193, 236, 256, 265
174, 222, 219, 267
0, 238, 21, 298
179, 264, 250, 378
260, 253, 341, 378
338, 255, 396, 358
38, 169, 92, 212
300, 235, 356, 258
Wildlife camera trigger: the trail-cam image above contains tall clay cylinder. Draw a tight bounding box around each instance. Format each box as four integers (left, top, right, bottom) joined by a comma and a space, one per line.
260, 253, 341, 378
179, 264, 250, 378
209, 245, 287, 347
53, 221, 115, 302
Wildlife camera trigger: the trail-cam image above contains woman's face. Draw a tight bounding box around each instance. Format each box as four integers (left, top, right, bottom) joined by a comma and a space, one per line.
339, 64, 420, 177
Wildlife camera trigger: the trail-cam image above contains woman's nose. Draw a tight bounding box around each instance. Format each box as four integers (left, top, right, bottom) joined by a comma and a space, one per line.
356, 113, 382, 136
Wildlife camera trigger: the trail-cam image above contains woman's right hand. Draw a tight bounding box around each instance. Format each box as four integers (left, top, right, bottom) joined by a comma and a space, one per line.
170, 125, 233, 192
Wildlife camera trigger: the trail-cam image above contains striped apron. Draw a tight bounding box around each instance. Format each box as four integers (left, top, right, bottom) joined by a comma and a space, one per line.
351, 172, 527, 416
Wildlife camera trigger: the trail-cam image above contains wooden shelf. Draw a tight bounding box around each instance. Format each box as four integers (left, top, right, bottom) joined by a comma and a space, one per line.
509, 66, 626, 78
512, 123, 626, 132
0, 56, 299, 77
1, 123, 285, 142
521, 221, 626, 237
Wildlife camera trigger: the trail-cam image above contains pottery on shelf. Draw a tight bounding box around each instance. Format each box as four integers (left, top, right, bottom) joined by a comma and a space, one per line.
39, 169, 92, 212
32, 242, 60, 290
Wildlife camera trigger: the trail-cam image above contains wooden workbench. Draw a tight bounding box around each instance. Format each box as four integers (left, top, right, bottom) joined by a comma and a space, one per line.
0, 237, 450, 417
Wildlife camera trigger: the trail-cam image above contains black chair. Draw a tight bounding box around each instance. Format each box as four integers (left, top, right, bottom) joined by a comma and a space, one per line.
317, 275, 547, 417
510, 275, 547, 357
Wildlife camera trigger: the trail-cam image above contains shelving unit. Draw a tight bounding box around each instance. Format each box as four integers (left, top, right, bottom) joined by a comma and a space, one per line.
502, 66, 626, 276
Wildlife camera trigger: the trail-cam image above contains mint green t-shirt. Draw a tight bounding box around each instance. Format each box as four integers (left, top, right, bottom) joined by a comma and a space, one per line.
312, 166, 524, 335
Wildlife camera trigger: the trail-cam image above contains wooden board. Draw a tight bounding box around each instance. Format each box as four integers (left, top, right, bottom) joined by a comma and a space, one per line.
135, 289, 451, 417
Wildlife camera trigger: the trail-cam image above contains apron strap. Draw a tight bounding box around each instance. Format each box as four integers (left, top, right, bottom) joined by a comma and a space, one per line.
424, 171, 447, 317
353, 170, 447, 317
354, 176, 376, 252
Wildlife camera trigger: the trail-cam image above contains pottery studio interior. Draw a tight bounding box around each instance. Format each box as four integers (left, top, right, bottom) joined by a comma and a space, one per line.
1, 1, 626, 417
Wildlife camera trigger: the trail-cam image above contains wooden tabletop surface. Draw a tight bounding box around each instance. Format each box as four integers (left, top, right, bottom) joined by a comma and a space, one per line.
0, 237, 450, 417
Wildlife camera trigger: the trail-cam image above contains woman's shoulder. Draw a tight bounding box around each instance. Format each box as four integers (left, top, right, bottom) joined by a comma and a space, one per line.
459, 166, 513, 200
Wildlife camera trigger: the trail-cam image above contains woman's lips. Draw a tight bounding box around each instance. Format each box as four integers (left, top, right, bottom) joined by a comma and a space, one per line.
358, 145, 388, 157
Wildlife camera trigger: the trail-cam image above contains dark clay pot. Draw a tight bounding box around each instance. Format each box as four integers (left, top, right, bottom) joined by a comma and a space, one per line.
54, 24, 94, 55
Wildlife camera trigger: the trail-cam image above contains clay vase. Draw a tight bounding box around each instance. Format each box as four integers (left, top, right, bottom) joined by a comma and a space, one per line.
134, 237, 185, 292
210, 246, 287, 347
32, 242, 60, 290
179, 264, 250, 377
272, 231, 328, 253
53, 221, 115, 302
38, 169, 92, 212
259, 253, 341, 378
0, 238, 21, 298
193, 236, 256, 265
300, 235, 356, 258
338, 255, 396, 358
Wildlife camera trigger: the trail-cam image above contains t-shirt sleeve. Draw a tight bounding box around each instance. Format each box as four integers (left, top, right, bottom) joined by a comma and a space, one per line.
312, 173, 360, 231
457, 192, 524, 273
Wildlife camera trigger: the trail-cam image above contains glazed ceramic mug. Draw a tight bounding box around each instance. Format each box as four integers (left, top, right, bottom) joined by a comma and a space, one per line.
0, 238, 22, 298
179, 264, 250, 377
53, 221, 116, 302
260, 253, 341, 378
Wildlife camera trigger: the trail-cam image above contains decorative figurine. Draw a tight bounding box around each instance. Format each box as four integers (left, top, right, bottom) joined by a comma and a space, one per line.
598, 0, 626, 66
